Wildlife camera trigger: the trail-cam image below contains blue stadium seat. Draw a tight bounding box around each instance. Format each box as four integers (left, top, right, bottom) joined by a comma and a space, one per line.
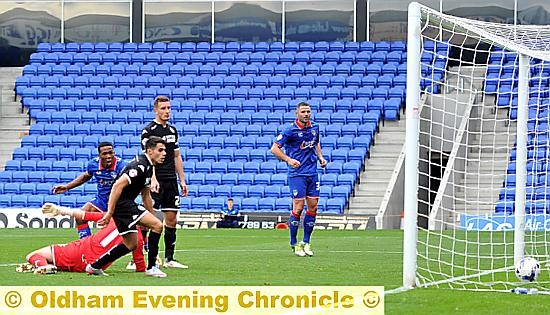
241, 198, 259, 211
34, 182, 52, 194
215, 185, 232, 197
271, 174, 287, 186
276, 161, 287, 173
28, 147, 45, 160
275, 198, 292, 211
185, 148, 202, 161
224, 136, 240, 149
21, 136, 36, 147
20, 160, 37, 171
218, 149, 234, 162
13, 147, 28, 160
249, 52, 265, 63
248, 186, 265, 198
337, 174, 356, 187
76, 147, 93, 160
211, 161, 228, 173
208, 136, 225, 149
264, 185, 281, 198
244, 161, 260, 173
4, 183, 20, 194
232, 150, 249, 162
227, 41, 243, 52
317, 198, 328, 212
195, 161, 211, 173
11, 195, 28, 207
191, 197, 208, 211
320, 186, 332, 198
321, 173, 338, 186
59, 147, 76, 161
231, 185, 249, 198
27, 195, 45, 208
183, 161, 195, 173
208, 197, 225, 211
254, 42, 269, 52
325, 198, 346, 214
11, 171, 28, 183
495, 200, 514, 213
180, 42, 196, 52
188, 173, 205, 185
238, 173, 255, 186
249, 149, 267, 161
4, 160, 21, 171
332, 186, 351, 199
258, 197, 276, 211
348, 148, 367, 164
222, 173, 239, 185
198, 185, 216, 197
41, 171, 59, 183
66, 160, 85, 172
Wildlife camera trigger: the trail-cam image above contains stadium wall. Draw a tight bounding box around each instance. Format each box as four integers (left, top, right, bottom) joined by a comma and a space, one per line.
0, 1, 549, 66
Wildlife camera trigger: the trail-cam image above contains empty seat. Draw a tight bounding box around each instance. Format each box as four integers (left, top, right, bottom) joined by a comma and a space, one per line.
325, 198, 346, 214
271, 174, 287, 186
275, 197, 292, 211
231, 185, 249, 198
215, 185, 232, 197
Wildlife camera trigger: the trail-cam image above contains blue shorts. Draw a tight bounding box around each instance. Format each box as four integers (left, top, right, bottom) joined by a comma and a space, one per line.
288, 175, 320, 199
89, 197, 108, 212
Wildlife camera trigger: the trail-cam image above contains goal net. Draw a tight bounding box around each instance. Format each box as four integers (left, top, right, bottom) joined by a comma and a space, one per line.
404, 2, 550, 292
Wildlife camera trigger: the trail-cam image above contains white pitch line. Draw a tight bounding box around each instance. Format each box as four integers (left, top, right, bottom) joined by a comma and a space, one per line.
172, 249, 402, 254
0, 263, 22, 267
0, 249, 401, 268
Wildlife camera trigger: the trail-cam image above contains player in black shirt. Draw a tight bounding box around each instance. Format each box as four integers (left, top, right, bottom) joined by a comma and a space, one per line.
141, 95, 188, 269
85, 136, 168, 277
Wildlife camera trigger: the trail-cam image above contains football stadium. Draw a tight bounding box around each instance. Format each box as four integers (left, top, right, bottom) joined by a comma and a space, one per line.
1, 0, 550, 314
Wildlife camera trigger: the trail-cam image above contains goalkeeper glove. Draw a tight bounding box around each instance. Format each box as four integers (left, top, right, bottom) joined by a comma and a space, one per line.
42, 202, 73, 217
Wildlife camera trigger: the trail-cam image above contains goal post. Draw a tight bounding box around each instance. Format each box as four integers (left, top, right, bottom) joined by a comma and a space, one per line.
403, 1, 421, 289
404, 2, 550, 291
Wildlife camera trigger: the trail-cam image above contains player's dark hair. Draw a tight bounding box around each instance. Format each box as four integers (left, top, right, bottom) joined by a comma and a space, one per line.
154, 95, 170, 108
97, 141, 113, 153
296, 101, 310, 110
145, 136, 166, 151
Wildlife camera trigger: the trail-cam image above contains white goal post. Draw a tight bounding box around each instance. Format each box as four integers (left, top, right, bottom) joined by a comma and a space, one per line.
404, 2, 550, 292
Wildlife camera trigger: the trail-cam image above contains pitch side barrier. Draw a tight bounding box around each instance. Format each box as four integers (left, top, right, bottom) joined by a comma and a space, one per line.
0, 208, 374, 230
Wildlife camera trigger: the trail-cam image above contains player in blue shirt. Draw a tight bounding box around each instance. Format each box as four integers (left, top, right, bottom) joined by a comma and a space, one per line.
53, 142, 126, 239
271, 102, 327, 257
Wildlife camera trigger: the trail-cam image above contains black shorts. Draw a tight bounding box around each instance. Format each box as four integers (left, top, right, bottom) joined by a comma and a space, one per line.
151, 179, 180, 211
113, 204, 147, 235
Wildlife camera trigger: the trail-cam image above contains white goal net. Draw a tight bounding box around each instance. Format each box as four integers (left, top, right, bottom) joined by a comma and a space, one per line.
404, 2, 550, 292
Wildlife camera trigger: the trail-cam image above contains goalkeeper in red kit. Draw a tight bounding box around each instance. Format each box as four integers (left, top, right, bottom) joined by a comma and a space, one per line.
20, 203, 146, 275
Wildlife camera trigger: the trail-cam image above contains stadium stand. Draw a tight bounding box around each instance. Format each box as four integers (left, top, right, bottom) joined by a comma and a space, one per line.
486, 48, 550, 214
3, 40, 448, 213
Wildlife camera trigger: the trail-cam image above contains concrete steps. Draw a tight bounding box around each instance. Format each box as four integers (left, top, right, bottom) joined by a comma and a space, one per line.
452, 105, 516, 220
0, 67, 27, 170
348, 118, 405, 215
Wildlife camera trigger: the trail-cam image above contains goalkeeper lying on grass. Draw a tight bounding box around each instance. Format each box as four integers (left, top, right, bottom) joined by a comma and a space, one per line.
18, 203, 146, 275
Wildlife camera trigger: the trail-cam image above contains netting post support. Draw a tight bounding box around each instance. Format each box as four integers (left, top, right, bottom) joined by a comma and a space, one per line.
514, 54, 529, 266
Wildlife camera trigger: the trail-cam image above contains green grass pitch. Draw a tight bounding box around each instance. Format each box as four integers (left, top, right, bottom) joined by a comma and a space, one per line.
1, 228, 549, 314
